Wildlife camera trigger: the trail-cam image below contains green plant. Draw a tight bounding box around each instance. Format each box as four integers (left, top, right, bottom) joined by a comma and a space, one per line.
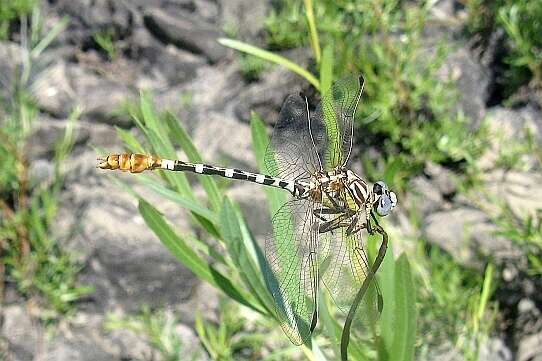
0, 0, 37, 39
0, 5, 89, 321
238, 54, 269, 82
466, 0, 542, 97
0, 104, 92, 320
495, 207, 542, 276
194, 298, 269, 361
414, 245, 495, 360
498, 1, 542, 90
264, 1, 306, 50
93, 29, 118, 61
105, 307, 199, 361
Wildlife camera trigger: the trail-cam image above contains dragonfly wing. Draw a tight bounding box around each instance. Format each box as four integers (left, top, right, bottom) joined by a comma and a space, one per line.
319, 226, 383, 323
264, 198, 320, 345
264, 94, 324, 180
313, 75, 365, 170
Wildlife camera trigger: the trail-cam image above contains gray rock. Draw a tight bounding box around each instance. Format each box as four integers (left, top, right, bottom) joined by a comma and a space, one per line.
143, 7, 226, 63
408, 175, 445, 217
51, 0, 134, 45
69, 65, 134, 126
424, 161, 458, 196
44, 336, 112, 361
25, 116, 90, 159
219, 0, 269, 38
483, 169, 542, 221
0, 42, 23, 96
518, 332, 542, 361
31, 61, 134, 125
437, 46, 491, 124
129, 25, 205, 87
1, 305, 38, 361
31, 62, 76, 118
191, 110, 256, 167
478, 105, 542, 170
515, 298, 542, 340
233, 65, 306, 124
193, 0, 220, 22
227, 182, 272, 239
479, 337, 513, 361
423, 207, 522, 267
61, 183, 198, 312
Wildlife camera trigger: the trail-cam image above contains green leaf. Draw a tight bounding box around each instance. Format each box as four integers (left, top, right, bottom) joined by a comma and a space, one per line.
378, 240, 397, 357
250, 112, 287, 216
165, 112, 222, 212
319, 44, 334, 94
138, 198, 258, 311
115, 127, 145, 153
218, 38, 320, 90
303, 0, 321, 65
219, 198, 274, 316
137, 175, 218, 225
389, 254, 417, 361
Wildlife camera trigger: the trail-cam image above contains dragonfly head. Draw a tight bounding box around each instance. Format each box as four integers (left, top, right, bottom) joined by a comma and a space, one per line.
372, 181, 397, 217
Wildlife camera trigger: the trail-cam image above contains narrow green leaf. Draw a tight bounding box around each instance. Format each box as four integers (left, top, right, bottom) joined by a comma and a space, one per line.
218, 38, 320, 90
220, 198, 273, 316
138, 198, 212, 281
318, 293, 342, 358
137, 175, 218, 224
319, 44, 334, 94
390, 254, 416, 361
138, 199, 258, 311
310, 339, 329, 361
303, 0, 321, 65
115, 127, 145, 153
31, 16, 69, 58
165, 112, 222, 212
250, 112, 287, 215
378, 243, 397, 358
474, 263, 494, 333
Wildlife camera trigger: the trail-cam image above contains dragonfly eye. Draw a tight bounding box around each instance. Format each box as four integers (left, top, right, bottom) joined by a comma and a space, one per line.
373, 181, 385, 195
375, 190, 397, 217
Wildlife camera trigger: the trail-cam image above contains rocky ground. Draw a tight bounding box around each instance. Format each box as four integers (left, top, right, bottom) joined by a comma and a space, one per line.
1, 0, 541, 360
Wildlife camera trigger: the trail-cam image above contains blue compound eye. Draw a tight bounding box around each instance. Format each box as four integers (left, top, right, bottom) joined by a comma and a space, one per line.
376, 194, 393, 216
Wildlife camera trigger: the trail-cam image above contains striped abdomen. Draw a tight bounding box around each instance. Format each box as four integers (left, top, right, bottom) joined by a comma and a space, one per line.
97, 153, 306, 197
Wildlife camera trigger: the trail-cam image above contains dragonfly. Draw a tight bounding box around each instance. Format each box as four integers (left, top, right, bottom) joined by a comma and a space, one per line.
98, 75, 397, 361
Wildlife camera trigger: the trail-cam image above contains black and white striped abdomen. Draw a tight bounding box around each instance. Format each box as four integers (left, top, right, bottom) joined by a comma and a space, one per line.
162, 159, 305, 197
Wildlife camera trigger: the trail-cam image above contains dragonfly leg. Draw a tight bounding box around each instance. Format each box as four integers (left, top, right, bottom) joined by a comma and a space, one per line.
347, 220, 368, 236
345, 215, 358, 236
319, 215, 357, 234
313, 207, 340, 222
365, 204, 374, 234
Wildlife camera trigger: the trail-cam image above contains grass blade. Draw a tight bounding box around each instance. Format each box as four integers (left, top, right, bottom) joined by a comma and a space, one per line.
137, 175, 218, 224
389, 254, 417, 361
115, 127, 146, 153
218, 38, 320, 90
165, 112, 222, 212
250, 112, 287, 215
319, 44, 334, 94
303, 0, 321, 65
138, 198, 258, 312
220, 198, 274, 316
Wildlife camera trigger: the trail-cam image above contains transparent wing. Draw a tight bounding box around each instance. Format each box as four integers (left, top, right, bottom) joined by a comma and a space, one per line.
264, 94, 325, 181
313, 75, 364, 169
264, 198, 320, 345
319, 218, 383, 324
